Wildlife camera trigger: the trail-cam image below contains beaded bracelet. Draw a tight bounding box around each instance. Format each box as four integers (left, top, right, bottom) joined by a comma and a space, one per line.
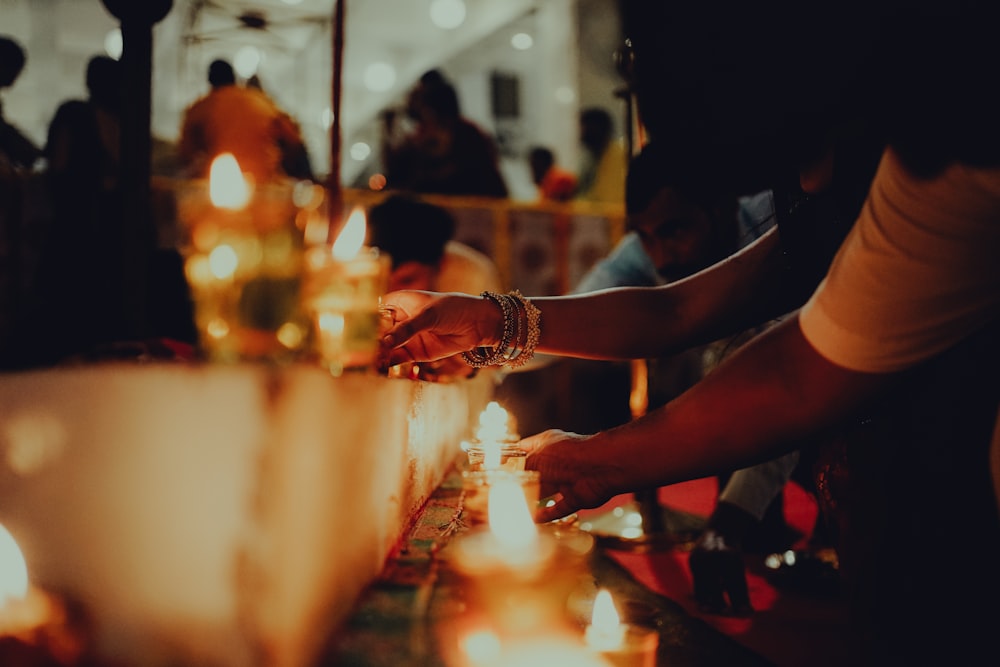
505, 291, 541, 369
461, 290, 542, 369
461, 291, 516, 367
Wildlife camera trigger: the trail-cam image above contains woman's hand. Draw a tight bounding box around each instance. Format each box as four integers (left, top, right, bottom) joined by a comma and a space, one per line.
410, 354, 481, 382
522, 429, 627, 523
380, 290, 502, 368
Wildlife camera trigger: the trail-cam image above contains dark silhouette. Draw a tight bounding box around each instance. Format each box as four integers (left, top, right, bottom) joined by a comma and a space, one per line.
11, 55, 130, 366
382, 69, 508, 198
0, 35, 41, 170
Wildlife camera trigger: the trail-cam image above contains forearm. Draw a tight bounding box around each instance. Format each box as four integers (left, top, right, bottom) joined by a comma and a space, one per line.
579, 316, 892, 494
531, 229, 788, 360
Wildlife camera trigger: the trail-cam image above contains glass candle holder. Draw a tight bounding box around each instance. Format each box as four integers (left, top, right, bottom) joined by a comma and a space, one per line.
448, 527, 570, 637
586, 625, 659, 667
175, 172, 314, 363
582, 589, 659, 667
446, 476, 595, 640
461, 470, 540, 526
301, 245, 390, 376
464, 442, 527, 472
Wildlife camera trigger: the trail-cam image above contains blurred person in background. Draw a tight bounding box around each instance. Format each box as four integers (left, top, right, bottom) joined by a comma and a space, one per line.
382, 69, 508, 198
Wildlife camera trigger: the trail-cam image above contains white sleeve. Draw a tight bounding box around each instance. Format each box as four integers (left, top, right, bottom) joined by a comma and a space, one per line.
800, 149, 1000, 373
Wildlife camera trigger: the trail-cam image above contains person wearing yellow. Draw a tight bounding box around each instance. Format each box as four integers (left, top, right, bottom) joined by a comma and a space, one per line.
574, 107, 627, 205
177, 60, 309, 183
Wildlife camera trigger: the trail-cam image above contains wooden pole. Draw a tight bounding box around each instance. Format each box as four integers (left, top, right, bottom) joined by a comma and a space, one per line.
100, 0, 173, 339
327, 0, 345, 241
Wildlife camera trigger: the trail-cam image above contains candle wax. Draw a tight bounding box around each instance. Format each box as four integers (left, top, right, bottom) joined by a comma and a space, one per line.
461, 470, 540, 526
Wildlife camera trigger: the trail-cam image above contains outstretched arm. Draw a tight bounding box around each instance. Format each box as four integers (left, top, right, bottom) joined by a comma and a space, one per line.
382, 227, 790, 365
527, 314, 894, 521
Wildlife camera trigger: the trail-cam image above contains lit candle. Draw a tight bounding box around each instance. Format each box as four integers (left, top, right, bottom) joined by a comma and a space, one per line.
490, 637, 616, 667
464, 401, 525, 472
461, 469, 540, 526
303, 206, 390, 376
584, 589, 659, 667
447, 478, 592, 638
485, 478, 542, 562
0, 522, 80, 662
175, 153, 312, 363
450, 629, 614, 667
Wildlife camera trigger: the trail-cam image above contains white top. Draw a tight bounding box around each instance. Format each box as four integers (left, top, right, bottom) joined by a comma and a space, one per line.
800, 148, 1000, 373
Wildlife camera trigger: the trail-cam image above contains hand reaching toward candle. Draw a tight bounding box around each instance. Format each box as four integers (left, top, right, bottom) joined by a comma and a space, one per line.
521, 429, 629, 523
380, 290, 503, 367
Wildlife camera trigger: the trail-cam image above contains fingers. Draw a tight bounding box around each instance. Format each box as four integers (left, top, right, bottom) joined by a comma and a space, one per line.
381, 310, 431, 356
535, 492, 579, 523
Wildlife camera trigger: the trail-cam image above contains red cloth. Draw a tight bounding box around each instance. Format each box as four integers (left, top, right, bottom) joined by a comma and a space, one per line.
579, 479, 852, 667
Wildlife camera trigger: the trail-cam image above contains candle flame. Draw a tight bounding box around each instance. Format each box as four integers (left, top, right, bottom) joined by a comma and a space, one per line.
476, 401, 511, 443
478, 401, 511, 470
209, 153, 251, 210
332, 206, 367, 260
487, 477, 538, 551
0, 522, 29, 606
587, 589, 626, 649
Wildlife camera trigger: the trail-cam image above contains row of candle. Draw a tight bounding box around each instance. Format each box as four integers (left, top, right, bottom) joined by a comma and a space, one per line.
450, 402, 659, 667
175, 153, 390, 373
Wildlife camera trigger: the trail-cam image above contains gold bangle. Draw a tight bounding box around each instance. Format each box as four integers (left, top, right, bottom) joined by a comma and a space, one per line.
461, 290, 541, 370
505, 290, 541, 369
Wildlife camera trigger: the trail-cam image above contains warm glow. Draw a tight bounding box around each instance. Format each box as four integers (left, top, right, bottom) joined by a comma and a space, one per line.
461, 629, 502, 664
487, 477, 538, 553
207, 318, 230, 339
483, 440, 502, 469
209, 154, 251, 210
586, 589, 626, 650
0, 523, 29, 607
478, 401, 512, 470
332, 207, 366, 260
208, 244, 239, 280
319, 313, 346, 337
476, 401, 511, 443
276, 322, 306, 349
3, 412, 67, 476
499, 638, 614, 667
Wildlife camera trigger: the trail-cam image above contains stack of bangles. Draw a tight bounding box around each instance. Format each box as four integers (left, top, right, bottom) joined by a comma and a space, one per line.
461, 290, 541, 370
